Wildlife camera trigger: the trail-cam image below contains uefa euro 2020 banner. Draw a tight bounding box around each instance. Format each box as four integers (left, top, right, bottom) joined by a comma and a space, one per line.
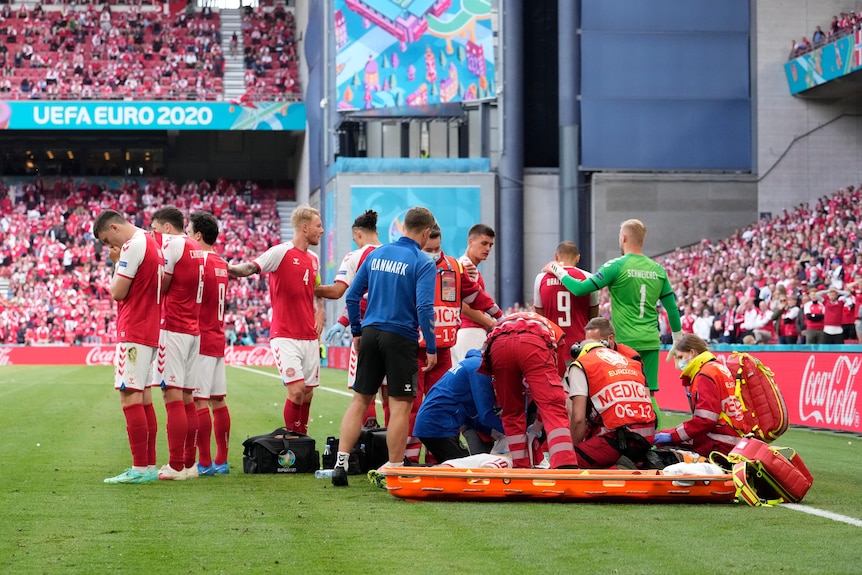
0, 100, 306, 131
334, 0, 496, 109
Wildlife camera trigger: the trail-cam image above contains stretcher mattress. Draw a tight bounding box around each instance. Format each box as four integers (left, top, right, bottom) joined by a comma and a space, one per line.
381, 467, 736, 503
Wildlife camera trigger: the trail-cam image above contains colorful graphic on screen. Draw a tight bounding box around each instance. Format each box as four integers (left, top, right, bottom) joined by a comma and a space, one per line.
334, 0, 496, 109
349, 185, 481, 257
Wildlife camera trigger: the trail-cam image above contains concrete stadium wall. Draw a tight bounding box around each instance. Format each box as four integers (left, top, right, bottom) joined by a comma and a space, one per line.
521, 173, 759, 308
756, 0, 862, 215
591, 173, 758, 266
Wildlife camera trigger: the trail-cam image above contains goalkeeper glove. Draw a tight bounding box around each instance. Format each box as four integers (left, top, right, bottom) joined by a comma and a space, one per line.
543, 261, 567, 282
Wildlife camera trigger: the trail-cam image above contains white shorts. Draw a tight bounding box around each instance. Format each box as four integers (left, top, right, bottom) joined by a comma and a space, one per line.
152, 330, 201, 390
114, 342, 157, 392
191, 354, 227, 400
271, 337, 319, 388
450, 327, 488, 365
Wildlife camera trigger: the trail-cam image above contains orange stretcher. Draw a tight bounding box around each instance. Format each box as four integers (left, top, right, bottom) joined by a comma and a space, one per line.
381, 467, 736, 503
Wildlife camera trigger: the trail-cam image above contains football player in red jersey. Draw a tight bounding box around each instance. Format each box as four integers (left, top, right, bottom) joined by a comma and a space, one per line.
151, 207, 205, 481
533, 241, 598, 347
229, 205, 325, 436
188, 211, 232, 476
95, 210, 164, 484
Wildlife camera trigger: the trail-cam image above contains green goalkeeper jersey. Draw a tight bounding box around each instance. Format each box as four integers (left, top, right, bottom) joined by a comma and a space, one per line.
560, 253, 681, 351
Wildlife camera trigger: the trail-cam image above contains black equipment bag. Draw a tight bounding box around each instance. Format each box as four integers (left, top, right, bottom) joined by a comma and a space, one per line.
242, 427, 320, 474
354, 425, 388, 474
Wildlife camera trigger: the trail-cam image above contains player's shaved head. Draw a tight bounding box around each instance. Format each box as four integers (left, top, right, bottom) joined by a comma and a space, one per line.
620, 219, 647, 246
555, 241, 580, 264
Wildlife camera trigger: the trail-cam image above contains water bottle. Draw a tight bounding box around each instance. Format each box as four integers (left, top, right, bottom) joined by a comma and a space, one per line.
315, 469, 334, 479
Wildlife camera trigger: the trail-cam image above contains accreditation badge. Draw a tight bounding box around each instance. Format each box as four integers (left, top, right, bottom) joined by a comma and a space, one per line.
440, 270, 458, 302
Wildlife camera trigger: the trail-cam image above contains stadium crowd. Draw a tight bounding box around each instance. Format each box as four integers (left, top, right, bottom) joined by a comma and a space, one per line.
0, 178, 284, 345
240, 3, 300, 101
656, 184, 862, 345
0, 2, 300, 101
2, 181, 861, 347
789, 9, 861, 58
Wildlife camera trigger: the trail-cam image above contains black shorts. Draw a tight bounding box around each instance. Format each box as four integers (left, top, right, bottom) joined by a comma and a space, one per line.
418, 436, 469, 463
354, 326, 418, 398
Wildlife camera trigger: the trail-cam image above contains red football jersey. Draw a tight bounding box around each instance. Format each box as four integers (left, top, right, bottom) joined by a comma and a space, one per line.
199, 251, 229, 357
533, 267, 597, 344
458, 257, 486, 330
160, 234, 204, 335
254, 241, 319, 340
115, 229, 164, 347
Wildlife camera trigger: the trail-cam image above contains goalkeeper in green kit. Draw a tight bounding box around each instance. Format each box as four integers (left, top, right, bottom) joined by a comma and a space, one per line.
543, 219, 682, 425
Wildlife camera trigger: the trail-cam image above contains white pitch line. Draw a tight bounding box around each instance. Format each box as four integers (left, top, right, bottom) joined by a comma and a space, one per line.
229, 364, 382, 403
781, 503, 862, 527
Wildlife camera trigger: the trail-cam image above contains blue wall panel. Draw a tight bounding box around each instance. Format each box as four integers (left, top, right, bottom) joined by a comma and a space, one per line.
579, 0, 752, 171
581, 99, 751, 170
583, 0, 750, 33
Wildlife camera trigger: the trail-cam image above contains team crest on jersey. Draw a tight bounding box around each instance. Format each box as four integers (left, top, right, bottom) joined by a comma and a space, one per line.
595, 347, 628, 367
293, 258, 300, 265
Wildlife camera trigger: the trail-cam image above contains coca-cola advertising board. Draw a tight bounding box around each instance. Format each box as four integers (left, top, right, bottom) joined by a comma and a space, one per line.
2, 345, 859, 433
657, 351, 861, 434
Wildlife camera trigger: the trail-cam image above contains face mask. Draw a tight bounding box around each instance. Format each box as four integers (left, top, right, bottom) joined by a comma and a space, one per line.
676, 358, 689, 371
424, 250, 440, 262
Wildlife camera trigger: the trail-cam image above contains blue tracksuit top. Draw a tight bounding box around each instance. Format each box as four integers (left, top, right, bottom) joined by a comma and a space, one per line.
413, 350, 504, 438
346, 235, 437, 353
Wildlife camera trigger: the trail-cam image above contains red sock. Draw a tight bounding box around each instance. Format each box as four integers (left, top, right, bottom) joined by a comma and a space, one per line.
283, 400, 302, 433
183, 401, 199, 469
298, 400, 311, 435
404, 437, 422, 464
164, 400, 187, 471
362, 401, 377, 425
143, 402, 157, 467
212, 405, 230, 465
196, 406, 212, 468
123, 404, 148, 468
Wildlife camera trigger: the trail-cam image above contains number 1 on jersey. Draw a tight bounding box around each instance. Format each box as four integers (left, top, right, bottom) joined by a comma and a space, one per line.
639, 283, 646, 318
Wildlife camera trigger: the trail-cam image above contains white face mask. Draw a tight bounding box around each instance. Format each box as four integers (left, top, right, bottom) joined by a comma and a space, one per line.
424, 250, 441, 262
676, 358, 690, 371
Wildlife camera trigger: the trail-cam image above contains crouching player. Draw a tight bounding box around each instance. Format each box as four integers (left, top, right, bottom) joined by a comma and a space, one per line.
413, 349, 504, 463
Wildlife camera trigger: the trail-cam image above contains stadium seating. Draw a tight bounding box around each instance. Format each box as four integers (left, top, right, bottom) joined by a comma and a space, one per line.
654, 185, 861, 344
0, 2, 300, 101
0, 179, 288, 344
240, 5, 299, 101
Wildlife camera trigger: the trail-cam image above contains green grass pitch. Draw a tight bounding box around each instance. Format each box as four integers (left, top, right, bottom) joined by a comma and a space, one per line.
1, 365, 860, 574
